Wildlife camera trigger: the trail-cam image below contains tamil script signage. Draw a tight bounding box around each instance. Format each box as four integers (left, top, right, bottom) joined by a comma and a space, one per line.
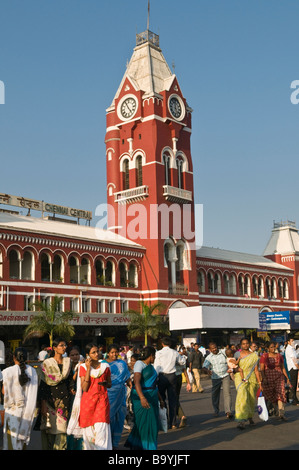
0, 193, 92, 221
0, 312, 130, 326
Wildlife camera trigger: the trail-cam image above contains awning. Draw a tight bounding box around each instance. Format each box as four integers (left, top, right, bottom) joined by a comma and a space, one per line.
169, 305, 260, 331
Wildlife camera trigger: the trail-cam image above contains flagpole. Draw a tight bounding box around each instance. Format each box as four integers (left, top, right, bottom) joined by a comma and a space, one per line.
147, 0, 150, 31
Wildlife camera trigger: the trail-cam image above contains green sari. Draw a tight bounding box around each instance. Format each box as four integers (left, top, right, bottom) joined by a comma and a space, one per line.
124, 363, 159, 450
234, 352, 259, 422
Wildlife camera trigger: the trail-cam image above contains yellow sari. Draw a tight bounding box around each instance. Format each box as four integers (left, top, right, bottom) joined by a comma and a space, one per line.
235, 352, 259, 422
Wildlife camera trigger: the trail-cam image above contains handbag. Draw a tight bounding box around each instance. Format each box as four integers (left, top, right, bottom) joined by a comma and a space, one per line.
257, 392, 269, 421
158, 403, 168, 433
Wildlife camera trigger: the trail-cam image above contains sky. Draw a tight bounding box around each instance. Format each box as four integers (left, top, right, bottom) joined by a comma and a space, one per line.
0, 0, 299, 256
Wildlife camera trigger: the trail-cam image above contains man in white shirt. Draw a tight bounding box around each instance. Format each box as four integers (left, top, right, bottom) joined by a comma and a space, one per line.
154, 337, 186, 429
285, 336, 299, 405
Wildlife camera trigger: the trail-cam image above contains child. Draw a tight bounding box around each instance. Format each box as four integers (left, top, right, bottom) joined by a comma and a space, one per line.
226, 348, 246, 381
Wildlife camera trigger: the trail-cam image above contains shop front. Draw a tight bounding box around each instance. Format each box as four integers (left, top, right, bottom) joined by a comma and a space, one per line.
0, 311, 131, 360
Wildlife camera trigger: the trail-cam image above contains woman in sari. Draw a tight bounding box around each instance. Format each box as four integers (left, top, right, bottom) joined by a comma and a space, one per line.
2, 347, 38, 450
103, 344, 131, 449
234, 338, 261, 430
67, 346, 84, 450
124, 346, 164, 450
67, 343, 112, 450
39, 337, 74, 450
260, 341, 290, 421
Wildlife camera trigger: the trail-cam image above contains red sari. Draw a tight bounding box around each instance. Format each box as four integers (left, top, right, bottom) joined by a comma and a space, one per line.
260, 353, 286, 404
78, 363, 110, 428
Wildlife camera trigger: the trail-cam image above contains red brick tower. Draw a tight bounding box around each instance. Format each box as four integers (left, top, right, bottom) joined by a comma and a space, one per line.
105, 29, 199, 305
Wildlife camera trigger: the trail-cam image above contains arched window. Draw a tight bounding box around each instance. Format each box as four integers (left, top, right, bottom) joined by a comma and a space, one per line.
119, 262, 127, 287
69, 256, 79, 284
123, 159, 130, 190
80, 257, 90, 285
41, 253, 51, 281
197, 270, 205, 293
163, 153, 171, 186
283, 279, 289, 299
53, 255, 63, 282
136, 155, 143, 187
208, 271, 220, 294
176, 157, 184, 189
238, 274, 245, 296
128, 263, 137, 288
105, 260, 114, 286
95, 258, 104, 285
9, 249, 20, 279
22, 251, 34, 280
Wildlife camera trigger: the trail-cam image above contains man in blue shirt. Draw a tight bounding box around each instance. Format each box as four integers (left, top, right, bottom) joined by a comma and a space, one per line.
202, 342, 233, 419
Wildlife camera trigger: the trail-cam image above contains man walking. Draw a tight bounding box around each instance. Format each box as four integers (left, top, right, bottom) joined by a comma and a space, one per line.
202, 342, 233, 418
285, 336, 299, 405
188, 343, 204, 393
154, 337, 186, 429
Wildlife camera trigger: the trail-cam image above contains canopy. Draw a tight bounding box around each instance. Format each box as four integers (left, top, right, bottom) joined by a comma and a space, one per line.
169, 305, 260, 331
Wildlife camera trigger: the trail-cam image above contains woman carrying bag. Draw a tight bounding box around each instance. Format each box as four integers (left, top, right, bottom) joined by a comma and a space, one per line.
260, 341, 290, 421
124, 346, 165, 450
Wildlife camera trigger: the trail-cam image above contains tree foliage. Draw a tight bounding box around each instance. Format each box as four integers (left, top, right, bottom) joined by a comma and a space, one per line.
23, 296, 75, 347
125, 301, 170, 346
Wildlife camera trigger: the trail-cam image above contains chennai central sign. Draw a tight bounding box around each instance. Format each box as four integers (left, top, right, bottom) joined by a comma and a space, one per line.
0, 193, 92, 221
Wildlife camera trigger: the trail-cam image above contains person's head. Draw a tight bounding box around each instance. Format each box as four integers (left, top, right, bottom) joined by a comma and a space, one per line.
14, 347, 30, 386
250, 342, 258, 352
107, 343, 119, 361
194, 343, 199, 350
288, 336, 295, 347
52, 338, 67, 356
240, 338, 250, 350
140, 346, 156, 363
129, 353, 140, 368
208, 342, 218, 355
267, 342, 276, 353
179, 346, 187, 355
161, 337, 172, 348
85, 343, 99, 361
225, 348, 234, 358
69, 346, 81, 364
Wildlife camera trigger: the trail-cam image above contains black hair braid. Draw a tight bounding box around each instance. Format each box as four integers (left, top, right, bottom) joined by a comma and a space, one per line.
14, 347, 30, 387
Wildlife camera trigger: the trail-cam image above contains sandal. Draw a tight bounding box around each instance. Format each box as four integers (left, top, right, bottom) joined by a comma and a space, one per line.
179, 417, 187, 428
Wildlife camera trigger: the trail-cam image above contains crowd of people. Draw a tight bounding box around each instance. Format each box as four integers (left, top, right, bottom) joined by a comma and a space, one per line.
0, 334, 298, 450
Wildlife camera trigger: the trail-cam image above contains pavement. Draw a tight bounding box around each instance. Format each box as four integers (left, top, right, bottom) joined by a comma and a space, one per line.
2, 375, 299, 451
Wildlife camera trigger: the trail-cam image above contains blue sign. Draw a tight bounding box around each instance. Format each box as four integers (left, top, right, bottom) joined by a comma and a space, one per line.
259, 311, 290, 331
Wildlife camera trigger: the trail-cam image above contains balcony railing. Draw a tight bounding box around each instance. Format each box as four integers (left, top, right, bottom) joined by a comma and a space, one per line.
114, 185, 149, 204
163, 185, 192, 204
169, 284, 189, 295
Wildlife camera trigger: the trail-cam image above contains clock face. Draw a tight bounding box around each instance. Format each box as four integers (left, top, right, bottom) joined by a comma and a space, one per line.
120, 97, 137, 119
168, 95, 185, 120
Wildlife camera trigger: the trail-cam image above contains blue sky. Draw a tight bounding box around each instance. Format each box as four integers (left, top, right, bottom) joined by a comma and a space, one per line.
0, 0, 299, 255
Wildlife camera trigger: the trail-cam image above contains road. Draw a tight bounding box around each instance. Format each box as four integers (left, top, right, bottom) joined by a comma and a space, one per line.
2, 376, 299, 451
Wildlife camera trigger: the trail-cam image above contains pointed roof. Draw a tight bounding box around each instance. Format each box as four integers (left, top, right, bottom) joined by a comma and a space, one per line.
109, 30, 176, 108
263, 221, 299, 256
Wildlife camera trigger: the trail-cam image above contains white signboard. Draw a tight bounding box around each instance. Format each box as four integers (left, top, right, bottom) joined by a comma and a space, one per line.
169, 306, 260, 331
0, 192, 92, 220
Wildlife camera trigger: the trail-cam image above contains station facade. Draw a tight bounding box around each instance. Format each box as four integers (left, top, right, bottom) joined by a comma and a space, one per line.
1, 29, 299, 352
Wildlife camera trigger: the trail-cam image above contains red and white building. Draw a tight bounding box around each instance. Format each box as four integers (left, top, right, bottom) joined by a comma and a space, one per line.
1, 28, 299, 351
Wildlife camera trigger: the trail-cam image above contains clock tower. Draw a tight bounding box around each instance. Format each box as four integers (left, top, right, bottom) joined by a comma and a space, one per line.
105, 29, 199, 307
